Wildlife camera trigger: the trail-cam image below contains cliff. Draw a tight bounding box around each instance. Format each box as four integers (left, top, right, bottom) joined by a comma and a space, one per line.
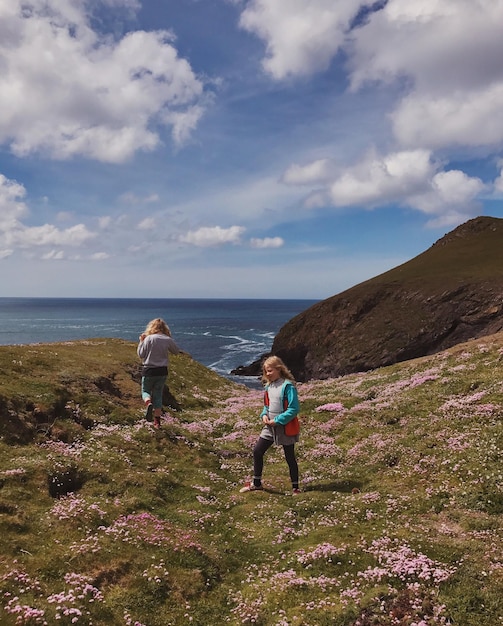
234, 216, 503, 381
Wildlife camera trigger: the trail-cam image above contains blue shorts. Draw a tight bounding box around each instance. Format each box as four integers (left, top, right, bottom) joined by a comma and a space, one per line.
141, 375, 167, 409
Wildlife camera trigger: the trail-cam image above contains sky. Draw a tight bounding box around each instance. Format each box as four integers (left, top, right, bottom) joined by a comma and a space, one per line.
1, 0, 503, 300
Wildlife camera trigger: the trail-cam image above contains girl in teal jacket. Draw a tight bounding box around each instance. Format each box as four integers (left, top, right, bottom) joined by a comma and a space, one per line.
240, 355, 301, 494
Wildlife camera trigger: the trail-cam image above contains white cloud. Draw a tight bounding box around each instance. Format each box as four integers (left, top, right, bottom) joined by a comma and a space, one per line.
41, 250, 65, 260
298, 149, 484, 226
250, 236, 284, 249
0, 1, 207, 163
56, 211, 74, 222
0, 174, 28, 227
0, 172, 97, 253
432, 170, 485, 206
282, 159, 337, 185
392, 85, 503, 149
6, 223, 96, 248
162, 104, 206, 146
179, 225, 245, 247
349, 0, 503, 92
327, 149, 435, 207
348, 0, 503, 153
100, 0, 141, 11
242, 0, 503, 157
409, 170, 486, 224
239, 0, 363, 79
0, 249, 13, 259
98, 216, 112, 229
138, 217, 156, 230
239, 0, 499, 231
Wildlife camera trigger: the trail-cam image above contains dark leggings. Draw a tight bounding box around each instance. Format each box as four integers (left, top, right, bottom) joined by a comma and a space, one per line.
253, 436, 299, 488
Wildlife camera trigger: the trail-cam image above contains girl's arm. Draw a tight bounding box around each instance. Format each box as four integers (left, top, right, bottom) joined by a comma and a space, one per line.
167, 338, 182, 355
137, 336, 149, 359
260, 386, 268, 419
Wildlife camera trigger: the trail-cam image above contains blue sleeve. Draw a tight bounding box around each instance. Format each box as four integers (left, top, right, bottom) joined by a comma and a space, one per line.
274, 382, 299, 425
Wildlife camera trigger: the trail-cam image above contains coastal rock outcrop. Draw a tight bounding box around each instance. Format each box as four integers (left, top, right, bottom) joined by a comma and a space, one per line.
232, 216, 503, 382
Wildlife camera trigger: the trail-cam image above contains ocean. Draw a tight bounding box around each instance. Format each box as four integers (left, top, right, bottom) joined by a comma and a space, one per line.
0, 298, 317, 386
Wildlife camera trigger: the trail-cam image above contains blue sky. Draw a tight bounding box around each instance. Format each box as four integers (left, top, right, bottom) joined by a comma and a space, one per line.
1, 0, 503, 299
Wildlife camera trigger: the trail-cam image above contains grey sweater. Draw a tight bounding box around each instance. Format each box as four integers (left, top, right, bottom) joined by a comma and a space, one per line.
137, 333, 182, 368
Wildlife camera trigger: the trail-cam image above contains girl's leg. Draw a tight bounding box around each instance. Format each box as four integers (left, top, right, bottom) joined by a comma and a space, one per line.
141, 377, 154, 421
150, 376, 167, 428
141, 376, 152, 404
282, 444, 299, 490
253, 437, 273, 487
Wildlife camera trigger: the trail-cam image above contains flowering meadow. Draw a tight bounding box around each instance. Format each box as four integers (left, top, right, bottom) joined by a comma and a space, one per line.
0, 337, 502, 625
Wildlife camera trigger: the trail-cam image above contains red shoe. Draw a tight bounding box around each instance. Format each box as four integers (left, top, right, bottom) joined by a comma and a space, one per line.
153, 416, 160, 429
239, 483, 263, 493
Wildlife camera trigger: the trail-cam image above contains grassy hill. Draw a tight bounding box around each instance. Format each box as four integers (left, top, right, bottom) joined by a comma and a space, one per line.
0, 337, 502, 625
271, 216, 503, 381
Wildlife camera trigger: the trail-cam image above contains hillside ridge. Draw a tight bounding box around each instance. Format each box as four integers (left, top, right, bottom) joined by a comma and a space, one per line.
233, 215, 503, 381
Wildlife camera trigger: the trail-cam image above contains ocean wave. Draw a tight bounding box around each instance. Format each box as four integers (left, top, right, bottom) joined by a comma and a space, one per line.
0, 297, 317, 383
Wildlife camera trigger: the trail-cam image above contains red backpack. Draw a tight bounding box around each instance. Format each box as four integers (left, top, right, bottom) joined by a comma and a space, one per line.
263, 383, 300, 436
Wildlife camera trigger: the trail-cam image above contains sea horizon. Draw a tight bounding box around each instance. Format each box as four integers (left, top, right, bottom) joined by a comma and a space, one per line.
0, 297, 318, 386
0, 295, 315, 299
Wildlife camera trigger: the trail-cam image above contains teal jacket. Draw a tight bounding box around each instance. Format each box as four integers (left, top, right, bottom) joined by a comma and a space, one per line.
260, 380, 299, 425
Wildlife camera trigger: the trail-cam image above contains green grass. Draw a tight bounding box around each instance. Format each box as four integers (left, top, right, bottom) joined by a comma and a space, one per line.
0, 336, 502, 624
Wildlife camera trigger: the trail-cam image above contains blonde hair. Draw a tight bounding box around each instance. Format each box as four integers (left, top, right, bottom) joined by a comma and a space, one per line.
144, 318, 172, 337
261, 355, 296, 385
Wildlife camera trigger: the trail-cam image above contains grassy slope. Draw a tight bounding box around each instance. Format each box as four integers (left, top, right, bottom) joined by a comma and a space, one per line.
0, 337, 502, 625
273, 217, 503, 380
365, 215, 503, 285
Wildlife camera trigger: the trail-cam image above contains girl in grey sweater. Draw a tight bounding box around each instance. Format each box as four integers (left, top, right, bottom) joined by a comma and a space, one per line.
137, 318, 185, 428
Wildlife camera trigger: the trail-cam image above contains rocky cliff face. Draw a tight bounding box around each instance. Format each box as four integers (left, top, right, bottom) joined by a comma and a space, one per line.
233, 216, 503, 381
